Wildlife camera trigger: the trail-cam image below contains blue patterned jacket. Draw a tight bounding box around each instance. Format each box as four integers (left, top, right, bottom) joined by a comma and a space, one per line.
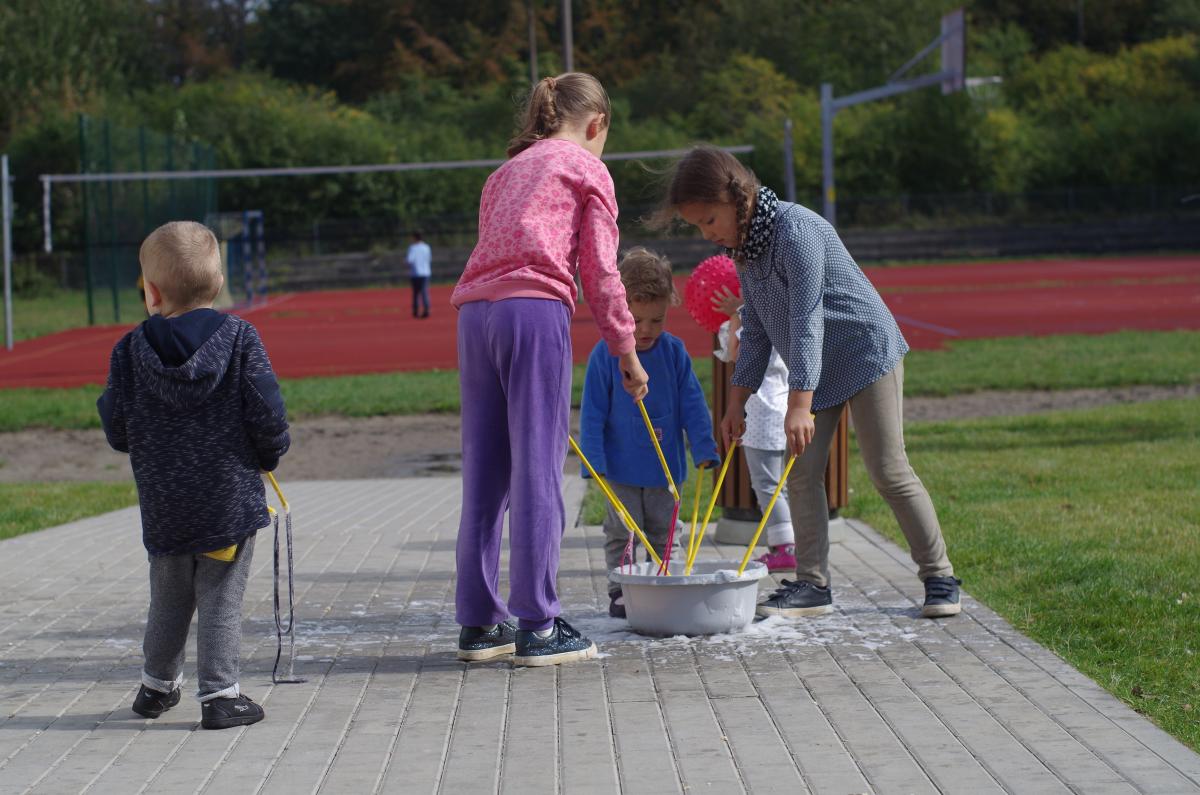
98, 311, 290, 557
732, 201, 909, 411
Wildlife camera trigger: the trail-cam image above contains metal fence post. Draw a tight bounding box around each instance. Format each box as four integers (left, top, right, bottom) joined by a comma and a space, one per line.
103, 119, 119, 323
821, 83, 836, 226
80, 115, 95, 326
3, 155, 13, 351
782, 118, 797, 203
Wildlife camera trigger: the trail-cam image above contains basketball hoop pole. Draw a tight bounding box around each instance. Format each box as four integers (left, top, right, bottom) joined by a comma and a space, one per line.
820, 8, 966, 226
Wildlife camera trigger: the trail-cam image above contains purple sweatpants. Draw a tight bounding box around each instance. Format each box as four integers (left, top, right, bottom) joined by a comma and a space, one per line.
456, 298, 572, 632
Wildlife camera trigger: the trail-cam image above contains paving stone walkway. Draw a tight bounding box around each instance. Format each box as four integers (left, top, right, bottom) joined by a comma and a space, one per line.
1, 476, 1198, 794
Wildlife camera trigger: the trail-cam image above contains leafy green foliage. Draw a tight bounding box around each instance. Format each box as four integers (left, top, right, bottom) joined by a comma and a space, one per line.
1, 4, 1198, 253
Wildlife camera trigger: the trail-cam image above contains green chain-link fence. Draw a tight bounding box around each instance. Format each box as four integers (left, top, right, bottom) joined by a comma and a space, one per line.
79, 115, 216, 325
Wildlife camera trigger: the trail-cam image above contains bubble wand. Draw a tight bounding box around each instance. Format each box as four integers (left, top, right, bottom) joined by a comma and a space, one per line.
684, 440, 738, 574
637, 401, 681, 574
568, 436, 665, 571
735, 454, 797, 575
685, 462, 707, 572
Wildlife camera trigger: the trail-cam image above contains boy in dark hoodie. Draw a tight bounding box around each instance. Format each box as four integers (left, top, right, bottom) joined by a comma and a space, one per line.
98, 221, 290, 730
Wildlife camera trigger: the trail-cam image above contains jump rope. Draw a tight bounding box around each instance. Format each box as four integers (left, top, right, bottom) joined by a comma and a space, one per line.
265, 472, 304, 685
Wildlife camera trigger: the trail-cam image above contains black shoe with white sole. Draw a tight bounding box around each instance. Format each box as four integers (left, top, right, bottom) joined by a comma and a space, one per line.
756, 579, 834, 617
457, 620, 518, 661
132, 684, 181, 718
922, 576, 962, 617
201, 694, 264, 730
513, 618, 597, 667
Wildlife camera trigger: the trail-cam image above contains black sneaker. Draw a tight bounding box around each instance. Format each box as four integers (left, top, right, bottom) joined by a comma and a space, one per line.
132, 684, 181, 718
513, 618, 597, 667
922, 576, 962, 617
457, 620, 517, 661
201, 694, 265, 730
756, 579, 834, 617
608, 592, 626, 619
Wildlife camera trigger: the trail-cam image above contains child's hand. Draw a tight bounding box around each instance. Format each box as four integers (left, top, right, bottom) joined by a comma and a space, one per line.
710, 286, 743, 317
784, 405, 816, 457
619, 351, 649, 401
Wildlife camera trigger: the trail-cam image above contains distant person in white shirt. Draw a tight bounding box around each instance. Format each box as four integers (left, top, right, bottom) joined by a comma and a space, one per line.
406, 231, 432, 318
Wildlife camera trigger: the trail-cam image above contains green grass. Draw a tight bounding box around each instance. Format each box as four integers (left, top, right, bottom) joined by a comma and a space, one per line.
0, 481, 139, 541
3, 329, 1194, 432
902, 330, 1200, 396
842, 398, 1200, 752
12, 288, 142, 341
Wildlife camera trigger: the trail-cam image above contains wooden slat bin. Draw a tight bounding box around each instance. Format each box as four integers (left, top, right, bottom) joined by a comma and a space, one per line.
710, 346, 848, 541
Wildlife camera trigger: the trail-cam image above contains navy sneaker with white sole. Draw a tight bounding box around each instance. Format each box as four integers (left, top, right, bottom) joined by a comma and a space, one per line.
922, 576, 962, 617
756, 579, 834, 617
457, 620, 518, 661
513, 618, 597, 667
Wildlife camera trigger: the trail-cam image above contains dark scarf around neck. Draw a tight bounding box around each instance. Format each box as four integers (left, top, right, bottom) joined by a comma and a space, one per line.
728, 186, 778, 263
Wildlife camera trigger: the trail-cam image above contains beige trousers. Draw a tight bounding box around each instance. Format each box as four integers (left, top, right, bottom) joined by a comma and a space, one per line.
786, 360, 953, 587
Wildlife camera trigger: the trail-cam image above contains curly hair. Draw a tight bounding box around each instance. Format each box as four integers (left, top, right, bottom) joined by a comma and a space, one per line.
618, 247, 679, 305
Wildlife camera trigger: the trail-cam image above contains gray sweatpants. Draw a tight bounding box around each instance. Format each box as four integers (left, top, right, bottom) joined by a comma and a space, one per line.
788, 361, 953, 587
742, 446, 795, 548
142, 533, 256, 702
602, 482, 681, 596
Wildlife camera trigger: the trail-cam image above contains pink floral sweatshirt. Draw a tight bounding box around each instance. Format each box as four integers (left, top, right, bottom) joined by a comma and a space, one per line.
451, 139, 635, 355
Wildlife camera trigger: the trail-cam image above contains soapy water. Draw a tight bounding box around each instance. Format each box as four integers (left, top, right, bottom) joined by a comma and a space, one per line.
573, 612, 925, 658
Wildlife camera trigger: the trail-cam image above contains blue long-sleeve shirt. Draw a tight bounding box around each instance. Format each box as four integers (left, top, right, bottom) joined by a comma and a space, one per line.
579, 332, 719, 489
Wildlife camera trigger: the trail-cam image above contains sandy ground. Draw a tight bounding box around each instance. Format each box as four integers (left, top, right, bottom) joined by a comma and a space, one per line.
2, 384, 1196, 483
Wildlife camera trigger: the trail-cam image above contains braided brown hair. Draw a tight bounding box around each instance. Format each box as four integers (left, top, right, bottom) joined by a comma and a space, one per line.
650, 145, 760, 259
507, 73, 611, 158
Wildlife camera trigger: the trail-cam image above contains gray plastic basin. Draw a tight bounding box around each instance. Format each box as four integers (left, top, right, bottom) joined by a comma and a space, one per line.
609, 560, 769, 637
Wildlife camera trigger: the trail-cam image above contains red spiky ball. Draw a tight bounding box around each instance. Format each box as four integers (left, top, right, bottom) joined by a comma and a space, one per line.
684, 254, 740, 333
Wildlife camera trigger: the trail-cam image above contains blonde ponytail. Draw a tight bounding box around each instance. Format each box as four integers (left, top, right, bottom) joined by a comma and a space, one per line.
507, 72, 611, 158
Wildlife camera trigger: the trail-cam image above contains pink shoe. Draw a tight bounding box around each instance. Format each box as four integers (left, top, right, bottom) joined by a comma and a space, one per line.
756, 544, 796, 573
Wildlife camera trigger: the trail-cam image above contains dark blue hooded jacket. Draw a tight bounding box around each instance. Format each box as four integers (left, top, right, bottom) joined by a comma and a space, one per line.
98, 310, 290, 557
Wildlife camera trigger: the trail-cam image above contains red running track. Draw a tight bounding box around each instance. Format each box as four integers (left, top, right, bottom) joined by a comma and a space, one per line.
2, 255, 1197, 389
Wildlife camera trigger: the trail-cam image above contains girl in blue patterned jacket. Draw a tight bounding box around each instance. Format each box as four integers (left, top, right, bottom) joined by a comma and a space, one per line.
660, 145, 962, 619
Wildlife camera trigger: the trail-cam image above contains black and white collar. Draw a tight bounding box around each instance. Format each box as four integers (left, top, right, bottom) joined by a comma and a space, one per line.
728, 186, 778, 262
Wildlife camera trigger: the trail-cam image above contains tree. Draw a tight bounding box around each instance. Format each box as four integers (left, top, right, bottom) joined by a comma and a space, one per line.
0, 0, 139, 142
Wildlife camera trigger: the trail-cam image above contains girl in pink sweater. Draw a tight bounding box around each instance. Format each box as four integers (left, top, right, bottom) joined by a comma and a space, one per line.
451, 73, 649, 667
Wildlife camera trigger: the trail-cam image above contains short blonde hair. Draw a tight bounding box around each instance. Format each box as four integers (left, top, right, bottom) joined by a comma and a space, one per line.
139, 221, 223, 308
619, 247, 679, 305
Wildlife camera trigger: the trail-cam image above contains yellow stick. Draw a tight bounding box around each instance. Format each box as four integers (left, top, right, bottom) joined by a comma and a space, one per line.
685, 463, 706, 568
568, 436, 664, 570
637, 401, 678, 501
736, 454, 798, 575
266, 471, 289, 511
685, 440, 738, 574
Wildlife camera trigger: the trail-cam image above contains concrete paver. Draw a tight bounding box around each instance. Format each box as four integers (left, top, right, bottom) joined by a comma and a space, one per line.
0, 476, 1197, 794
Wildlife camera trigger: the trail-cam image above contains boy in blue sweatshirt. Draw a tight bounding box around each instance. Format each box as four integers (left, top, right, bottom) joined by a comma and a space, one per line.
98, 221, 289, 730
580, 248, 719, 617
